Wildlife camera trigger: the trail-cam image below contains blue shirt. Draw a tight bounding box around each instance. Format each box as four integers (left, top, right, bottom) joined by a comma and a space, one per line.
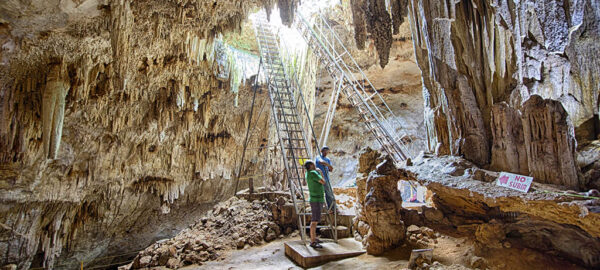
315, 155, 331, 181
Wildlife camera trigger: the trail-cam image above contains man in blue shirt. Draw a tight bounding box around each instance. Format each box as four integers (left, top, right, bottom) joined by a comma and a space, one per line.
315, 146, 336, 211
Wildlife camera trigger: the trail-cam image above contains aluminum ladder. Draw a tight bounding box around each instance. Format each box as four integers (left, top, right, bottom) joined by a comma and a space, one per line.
252, 11, 338, 243
295, 12, 410, 165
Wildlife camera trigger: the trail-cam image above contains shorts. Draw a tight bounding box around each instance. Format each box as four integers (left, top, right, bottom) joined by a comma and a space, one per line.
310, 202, 323, 222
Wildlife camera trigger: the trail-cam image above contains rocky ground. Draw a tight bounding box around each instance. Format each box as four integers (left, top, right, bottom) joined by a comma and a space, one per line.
122, 194, 298, 269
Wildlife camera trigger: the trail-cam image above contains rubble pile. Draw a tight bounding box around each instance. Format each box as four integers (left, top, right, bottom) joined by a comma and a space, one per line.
127, 195, 296, 269
405, 225, 438, 248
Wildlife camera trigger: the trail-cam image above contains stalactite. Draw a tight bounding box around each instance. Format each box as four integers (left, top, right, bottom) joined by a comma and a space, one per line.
390, 0, 407, 35
351, 0, 368, 50
42, 61, 70, 159
350, 0, 394, 68
0, 0, 298, 268
277, 0, 299, 27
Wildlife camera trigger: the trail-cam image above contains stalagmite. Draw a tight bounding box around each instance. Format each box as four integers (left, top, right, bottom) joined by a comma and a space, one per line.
522, 95, 579, 188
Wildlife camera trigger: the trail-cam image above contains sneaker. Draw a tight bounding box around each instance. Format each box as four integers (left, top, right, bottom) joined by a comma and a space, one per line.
315, 238, 323, 243
310, 242, 323, 249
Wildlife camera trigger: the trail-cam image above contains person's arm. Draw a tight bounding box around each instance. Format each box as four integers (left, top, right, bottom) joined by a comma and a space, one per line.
317, 160, 333, 172
320, 162, 333, 171
313, 171, 326, 185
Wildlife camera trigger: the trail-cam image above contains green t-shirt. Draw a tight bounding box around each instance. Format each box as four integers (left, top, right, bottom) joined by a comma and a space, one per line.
306, 170, 325, 202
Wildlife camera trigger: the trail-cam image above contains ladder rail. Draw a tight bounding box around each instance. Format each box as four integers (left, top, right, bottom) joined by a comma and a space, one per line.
253, 13, 313, 243
296, 12, 411, 163
315, 13, 412, 158
301, 14, 391, 131
254, 21, 305, 195
253, 11, 340, 244
286, 48, 339, 242
311, 12, 400, 128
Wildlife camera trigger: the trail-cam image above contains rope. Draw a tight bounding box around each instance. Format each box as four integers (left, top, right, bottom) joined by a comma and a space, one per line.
539, 190, 600, 200
234, 60, 263, 196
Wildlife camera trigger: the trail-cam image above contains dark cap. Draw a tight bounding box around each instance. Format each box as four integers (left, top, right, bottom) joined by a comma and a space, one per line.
321, 146, 330, 151
303, 160, 314, 170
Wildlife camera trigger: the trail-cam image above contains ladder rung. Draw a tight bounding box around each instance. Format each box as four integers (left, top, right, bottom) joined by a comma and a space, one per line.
365, 92, 378, 101
299, 212, 332, 216
282, 137, 304, 141
300, 225, 332, 229
287, 156, 311, 160
278, 112, 298, 116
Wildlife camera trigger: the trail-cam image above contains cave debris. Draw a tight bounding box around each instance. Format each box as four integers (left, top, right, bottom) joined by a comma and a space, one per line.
124, 195, 296, 269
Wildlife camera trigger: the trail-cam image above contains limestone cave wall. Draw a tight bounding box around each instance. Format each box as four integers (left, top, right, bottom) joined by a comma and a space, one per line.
402, 0, 600, 188
0, 0, 297, 268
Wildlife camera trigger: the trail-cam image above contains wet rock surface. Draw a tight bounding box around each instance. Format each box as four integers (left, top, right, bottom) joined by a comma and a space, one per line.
125, 195, 296, 269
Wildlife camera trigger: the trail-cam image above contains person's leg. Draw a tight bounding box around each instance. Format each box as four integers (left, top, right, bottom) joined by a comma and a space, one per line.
310, 202, 323, 248
310, 221, 317, 243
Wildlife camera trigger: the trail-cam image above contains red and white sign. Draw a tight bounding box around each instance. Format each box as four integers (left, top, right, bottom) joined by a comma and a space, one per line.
496, 172, 533, 193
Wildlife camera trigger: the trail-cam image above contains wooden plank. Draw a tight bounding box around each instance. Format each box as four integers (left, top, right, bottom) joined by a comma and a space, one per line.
284, 239, 365, 268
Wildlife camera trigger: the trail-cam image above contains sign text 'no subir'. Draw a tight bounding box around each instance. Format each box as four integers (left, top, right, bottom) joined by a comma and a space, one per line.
496, 172, 533, 193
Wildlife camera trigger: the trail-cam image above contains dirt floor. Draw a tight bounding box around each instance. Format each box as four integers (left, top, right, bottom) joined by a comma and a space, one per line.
176, 230, 584, 270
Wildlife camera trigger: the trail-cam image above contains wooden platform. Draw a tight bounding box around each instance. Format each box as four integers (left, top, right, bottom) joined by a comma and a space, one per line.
284, 239, 366, 268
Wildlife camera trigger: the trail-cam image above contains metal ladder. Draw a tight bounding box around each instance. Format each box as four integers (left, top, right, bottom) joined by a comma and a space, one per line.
295, 12, 410, 165
252, 11, 338, 243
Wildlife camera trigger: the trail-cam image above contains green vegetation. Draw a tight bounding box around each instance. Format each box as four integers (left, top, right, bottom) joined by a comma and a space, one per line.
222, 21, 259, 55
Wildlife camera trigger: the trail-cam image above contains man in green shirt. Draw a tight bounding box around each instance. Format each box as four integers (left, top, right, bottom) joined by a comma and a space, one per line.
304, 160, 325, 249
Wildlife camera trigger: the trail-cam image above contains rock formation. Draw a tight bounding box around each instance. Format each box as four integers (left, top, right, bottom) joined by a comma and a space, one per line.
350, 0, 409, 68
0, 0, 300, 268
354, 150, 600, 268
354, 150, 406, 255
403, 155, 600, 268
490, 102, 528, 175
396, 0, 600, 188
521, 95, 578, 187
